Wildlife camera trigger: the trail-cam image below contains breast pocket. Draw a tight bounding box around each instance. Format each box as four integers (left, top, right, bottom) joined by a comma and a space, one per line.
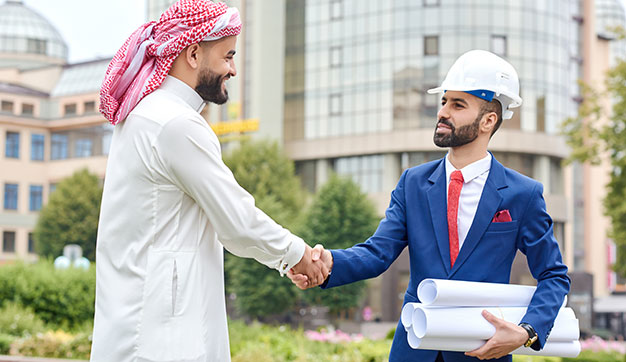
485, 220, 518, 233
480, 220, 519, 256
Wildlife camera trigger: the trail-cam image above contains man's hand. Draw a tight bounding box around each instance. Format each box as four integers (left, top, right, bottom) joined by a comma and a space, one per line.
464, 310, 530, 360
287, 244, 333, 289
289, 244, 330, 288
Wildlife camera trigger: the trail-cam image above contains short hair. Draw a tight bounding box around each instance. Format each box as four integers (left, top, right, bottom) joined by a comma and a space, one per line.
479, 99, 503, 137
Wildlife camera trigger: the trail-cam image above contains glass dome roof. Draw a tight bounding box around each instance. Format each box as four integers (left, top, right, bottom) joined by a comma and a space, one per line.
0, 0, 68, 61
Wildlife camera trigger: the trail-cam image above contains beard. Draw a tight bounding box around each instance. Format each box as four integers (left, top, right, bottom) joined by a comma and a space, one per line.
195, 69, 229, 104
433, 113, 481, 148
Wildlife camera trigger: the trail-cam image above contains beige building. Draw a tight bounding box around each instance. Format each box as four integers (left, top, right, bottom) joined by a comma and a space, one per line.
0, 0, 111, 263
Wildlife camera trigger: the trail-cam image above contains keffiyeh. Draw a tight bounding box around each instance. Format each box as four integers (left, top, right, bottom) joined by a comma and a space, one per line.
100, 0, 242, 125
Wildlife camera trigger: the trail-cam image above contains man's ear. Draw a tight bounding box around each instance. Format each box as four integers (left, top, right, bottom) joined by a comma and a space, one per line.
481, 111, 498, 134
185, 43, 202, 69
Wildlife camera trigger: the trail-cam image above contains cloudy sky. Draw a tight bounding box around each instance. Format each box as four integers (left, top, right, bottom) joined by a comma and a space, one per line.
22, 0, 146, 62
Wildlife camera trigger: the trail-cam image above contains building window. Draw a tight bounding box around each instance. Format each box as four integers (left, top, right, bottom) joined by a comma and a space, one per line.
536, 96, 546, 132
553, 222, 565, 254
64, 103, 77, 116
27, 38, 47, 55
29, 185, 43, 211
491, 35, 507, 57
550, 158, 564, 195
330, 46, 342, 68
4, 184, 18, 210
330, 0, 342, 20
330, 94, 342, 116
75, 138, 93, 158
28, 232, 35, 253
31, 134, 45, 161
1, 100, 14, 113
22, 103, 34, 115
423, 85, 439, 108
424, 36, 439, 56
2, 231, 16, 253
51, 134, 68, 160
335, 155, 384, 193
423, 0, 440, 6
5, 131, 20, 159
84, 101, 96, 113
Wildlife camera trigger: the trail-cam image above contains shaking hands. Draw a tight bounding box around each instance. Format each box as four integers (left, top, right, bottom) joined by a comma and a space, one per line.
288, 244, 333, 289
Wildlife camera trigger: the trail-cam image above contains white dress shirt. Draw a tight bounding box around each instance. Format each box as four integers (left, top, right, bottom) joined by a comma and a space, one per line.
445, 153, 492, 248
90, 76, 305, 362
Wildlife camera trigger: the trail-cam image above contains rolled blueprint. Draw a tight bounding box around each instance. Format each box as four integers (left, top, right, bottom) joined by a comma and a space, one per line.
401, 303, 418, 330
410, 337, 581, 358
417, 279, 568, 307
410, 305, 579, 342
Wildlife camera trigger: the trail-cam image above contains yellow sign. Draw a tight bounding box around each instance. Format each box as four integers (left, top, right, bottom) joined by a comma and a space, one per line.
211, 119, 259, 136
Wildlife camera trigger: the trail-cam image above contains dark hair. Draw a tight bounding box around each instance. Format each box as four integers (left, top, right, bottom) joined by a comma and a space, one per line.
479, 99, 503, 137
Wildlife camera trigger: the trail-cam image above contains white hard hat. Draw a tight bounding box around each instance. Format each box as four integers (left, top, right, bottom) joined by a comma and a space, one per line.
427, 50, 522, 120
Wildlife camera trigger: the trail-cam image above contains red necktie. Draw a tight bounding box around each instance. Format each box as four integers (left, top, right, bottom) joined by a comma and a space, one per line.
447, 170, 464, 268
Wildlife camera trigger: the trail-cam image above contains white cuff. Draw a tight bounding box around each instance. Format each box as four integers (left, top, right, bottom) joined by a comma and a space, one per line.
278, 237, 305, 276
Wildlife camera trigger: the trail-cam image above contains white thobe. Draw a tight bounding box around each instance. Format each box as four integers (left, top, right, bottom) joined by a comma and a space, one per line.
90, 76, 306, 362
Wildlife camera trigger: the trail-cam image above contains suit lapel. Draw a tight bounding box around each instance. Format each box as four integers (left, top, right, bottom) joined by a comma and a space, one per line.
449, 156, 508, 278
426, 159, 451, 275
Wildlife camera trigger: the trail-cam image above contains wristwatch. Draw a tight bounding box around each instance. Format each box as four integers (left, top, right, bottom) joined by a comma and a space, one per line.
518, 323, 538, 347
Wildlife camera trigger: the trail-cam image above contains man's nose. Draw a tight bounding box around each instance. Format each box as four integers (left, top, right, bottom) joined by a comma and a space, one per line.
437, 104, 449, 120
229, 60, 237, 77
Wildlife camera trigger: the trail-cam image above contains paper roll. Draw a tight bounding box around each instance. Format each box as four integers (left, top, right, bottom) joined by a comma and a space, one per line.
417, 279, 568, 307
418, 279, 537, 306
410, 305, 578, 342
401, 303, 418, 330
410, 337, 581, 358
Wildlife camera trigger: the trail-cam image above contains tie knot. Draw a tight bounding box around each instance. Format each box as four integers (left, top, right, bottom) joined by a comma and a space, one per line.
451, 170, 464, 183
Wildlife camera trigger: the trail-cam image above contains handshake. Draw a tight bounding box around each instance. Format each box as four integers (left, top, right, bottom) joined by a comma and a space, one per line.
287, 244, 333, 289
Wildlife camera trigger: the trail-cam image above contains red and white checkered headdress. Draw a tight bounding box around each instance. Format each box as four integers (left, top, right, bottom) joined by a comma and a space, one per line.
100, 0, 242, 125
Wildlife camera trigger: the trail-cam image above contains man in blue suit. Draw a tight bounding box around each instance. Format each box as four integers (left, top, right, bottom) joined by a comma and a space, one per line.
289, 50, 570, 361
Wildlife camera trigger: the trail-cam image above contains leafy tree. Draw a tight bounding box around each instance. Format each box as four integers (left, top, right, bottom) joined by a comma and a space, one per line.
296, 175, 379, 315
222, 140, 307, 319
33, 169, 102, 261
561, 61, 626, 278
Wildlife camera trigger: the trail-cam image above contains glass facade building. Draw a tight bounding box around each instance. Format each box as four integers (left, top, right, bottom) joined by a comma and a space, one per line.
285, 0, 581, 203
285, 0, 581, 140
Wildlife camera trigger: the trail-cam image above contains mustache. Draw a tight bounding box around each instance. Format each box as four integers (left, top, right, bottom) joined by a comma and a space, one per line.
437, 118, 455, 130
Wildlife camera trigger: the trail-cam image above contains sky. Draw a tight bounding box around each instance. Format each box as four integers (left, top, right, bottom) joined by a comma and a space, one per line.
17, 0, 626, 64
22, 0, 146, 63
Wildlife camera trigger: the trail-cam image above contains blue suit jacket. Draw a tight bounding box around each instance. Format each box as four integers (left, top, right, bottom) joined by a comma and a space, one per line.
322, 155, 570, 362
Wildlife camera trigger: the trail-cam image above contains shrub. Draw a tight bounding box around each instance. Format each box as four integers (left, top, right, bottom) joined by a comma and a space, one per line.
9, 330, 91, 360
0, 333, 14, 355
228, 319, 391, 362
0, 261, 95, 329
0, 301, 46, 337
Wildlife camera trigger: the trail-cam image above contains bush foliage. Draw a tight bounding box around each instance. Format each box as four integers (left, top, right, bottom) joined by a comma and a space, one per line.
0, 261, 95, 329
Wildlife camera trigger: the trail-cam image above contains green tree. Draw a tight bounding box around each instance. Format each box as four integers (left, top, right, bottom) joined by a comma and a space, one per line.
222, 140, 307, 319
33, 169, 102, 261
561, 62, 626, 278
297, 175, 380, 315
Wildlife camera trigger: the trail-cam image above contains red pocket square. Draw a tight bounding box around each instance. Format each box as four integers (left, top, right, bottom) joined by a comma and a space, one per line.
492, 210, 512, 223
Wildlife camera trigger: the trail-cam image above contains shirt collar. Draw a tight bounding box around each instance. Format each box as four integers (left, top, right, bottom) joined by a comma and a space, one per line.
159, 75, 206, 113
445, 152, 492, 184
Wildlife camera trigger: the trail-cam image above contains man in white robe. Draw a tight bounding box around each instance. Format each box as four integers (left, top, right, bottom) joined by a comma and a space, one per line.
91, 2, 327, 361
